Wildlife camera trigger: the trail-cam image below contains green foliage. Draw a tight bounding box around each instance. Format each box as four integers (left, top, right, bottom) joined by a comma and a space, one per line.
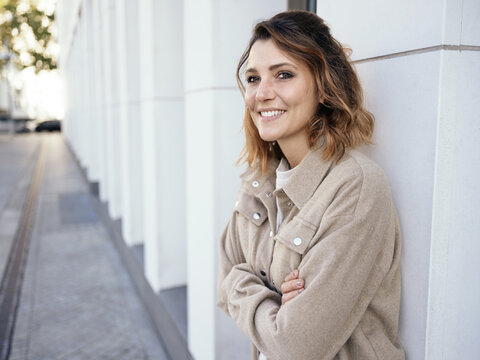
0, 0, 57, 73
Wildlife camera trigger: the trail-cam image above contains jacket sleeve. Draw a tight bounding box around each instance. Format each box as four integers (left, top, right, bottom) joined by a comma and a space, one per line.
217, 168, 397, 360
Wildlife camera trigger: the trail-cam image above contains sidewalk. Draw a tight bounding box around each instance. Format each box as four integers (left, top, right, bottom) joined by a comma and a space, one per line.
0, 133, 170, 360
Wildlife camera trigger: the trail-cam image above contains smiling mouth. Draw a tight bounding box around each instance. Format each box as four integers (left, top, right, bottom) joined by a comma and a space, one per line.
259, 110, 286, 118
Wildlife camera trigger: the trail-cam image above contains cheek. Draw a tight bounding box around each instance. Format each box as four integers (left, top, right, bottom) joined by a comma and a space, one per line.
296, 88, 318, 116
244, 89, 256, 111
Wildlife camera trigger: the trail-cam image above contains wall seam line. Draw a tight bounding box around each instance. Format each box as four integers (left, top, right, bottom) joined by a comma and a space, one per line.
353, 44, 480, 64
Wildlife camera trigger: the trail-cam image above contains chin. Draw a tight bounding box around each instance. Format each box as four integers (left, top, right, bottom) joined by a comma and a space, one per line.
258, 133, 278, 143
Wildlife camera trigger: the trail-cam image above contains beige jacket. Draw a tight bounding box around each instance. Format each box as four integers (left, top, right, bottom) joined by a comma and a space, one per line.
217, 146, 405, 360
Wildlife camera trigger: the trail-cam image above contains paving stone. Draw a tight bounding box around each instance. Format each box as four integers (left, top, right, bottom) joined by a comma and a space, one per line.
5, 134, 170, 360
58, 192, 98, 224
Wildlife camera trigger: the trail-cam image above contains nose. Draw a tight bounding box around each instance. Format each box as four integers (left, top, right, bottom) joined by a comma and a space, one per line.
255, 78, 275, 102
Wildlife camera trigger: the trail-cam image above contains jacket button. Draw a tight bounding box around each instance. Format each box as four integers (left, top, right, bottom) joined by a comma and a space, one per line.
287, 201, 292, 207
260, 270, 266, 276
252, 180, 259, 188
253, 212, 261, 220
269, 231, 273, 237
293, 237, 302, 246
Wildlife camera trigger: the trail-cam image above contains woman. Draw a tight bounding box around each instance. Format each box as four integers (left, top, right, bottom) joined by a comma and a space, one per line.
217, 10, 405, 360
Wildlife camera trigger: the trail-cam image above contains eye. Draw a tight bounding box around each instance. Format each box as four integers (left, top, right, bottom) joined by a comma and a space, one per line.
246, 75, 259, 83
278, 71, 294, 80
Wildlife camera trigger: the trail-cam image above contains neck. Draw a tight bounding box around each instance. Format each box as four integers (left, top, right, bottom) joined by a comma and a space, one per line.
277, 136, 310, 168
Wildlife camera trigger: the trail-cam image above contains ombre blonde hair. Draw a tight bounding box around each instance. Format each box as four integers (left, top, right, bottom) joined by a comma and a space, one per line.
236, 10, 374, 173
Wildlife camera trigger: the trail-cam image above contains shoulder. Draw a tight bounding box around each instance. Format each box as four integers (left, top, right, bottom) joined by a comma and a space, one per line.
320, 150, 393, 219
333, 150, 390, 193
334, 148, 386, 179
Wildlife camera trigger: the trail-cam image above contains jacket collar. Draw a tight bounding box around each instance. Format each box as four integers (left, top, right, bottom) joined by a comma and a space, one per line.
281, 145, 334, 209
240, 156, 279, 197
240, 143, 335, 209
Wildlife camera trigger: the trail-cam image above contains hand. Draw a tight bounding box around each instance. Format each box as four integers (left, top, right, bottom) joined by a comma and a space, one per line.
281, 269, 304, 305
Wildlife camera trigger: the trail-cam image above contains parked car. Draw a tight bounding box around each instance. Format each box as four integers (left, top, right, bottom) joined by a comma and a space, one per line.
35, 120, 61, 132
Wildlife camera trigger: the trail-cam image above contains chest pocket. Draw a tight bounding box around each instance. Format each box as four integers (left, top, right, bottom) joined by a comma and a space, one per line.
234, 191, 271, 271
270, 217, 317, 292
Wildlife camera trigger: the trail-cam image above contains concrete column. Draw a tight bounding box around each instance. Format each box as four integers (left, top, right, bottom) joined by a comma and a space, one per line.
317, 0, 480, 358
100, 0, 113, 206
62, 40, 72, 147
114, 0, 131, 241
81, 0, 100, 184
78, 1, 91, 173
55, 0, 81, 148
121, 0, 143, 247
63, 28, 73, 147
100, 0, 122, 219
56, 0, 82, 76
138, 0, 186, 291
92, 0, 108, 201
148, 0, 186, 289
68, 30, 82, 156
75, 13, 84, 168
138, 0, 157, 289
62, 35, 71, 145
65, 3, 84, 168
425, 1, 480, 358
184, 1, 287, 359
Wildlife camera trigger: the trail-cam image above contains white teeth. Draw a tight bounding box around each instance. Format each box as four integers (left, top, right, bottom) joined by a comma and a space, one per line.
260, 110, 285, 117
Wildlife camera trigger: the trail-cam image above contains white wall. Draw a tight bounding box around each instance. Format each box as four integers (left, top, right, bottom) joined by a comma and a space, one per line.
429, 5, 480, 357
427, 49, 480, 360
55, 0, 82, 66
357, 51, 440, 358
318, 0, 480, 358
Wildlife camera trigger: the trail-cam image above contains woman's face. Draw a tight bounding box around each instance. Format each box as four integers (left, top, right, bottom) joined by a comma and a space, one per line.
244, 39, 319, 147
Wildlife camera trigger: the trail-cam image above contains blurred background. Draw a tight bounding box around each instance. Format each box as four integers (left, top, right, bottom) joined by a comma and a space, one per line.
1, 0, 479, 359
0, 0, 62, 133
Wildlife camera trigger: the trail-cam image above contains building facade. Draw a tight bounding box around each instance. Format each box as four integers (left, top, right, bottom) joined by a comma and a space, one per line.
56, 1, 480, 359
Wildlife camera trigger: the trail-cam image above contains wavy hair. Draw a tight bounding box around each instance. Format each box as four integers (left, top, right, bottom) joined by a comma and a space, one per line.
236, 10, 374, 172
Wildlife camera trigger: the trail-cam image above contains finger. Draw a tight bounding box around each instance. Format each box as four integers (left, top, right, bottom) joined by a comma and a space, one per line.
282, 288, 304, 305
280, 278, 304, 294
284, 269, 299, 282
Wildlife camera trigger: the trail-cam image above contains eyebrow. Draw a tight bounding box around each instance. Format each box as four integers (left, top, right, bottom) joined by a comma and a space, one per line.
245, 62, 298, 74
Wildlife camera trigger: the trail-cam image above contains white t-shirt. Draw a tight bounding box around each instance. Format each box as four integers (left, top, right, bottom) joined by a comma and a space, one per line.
275, 157, 295, 232
260, 158, 294, 360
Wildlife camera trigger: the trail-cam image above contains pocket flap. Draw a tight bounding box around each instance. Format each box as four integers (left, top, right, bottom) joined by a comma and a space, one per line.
275, 217, 316, 255
235, 192, 267, 226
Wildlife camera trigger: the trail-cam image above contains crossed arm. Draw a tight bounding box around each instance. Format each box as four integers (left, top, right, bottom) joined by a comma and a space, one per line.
217, 211, 393, 360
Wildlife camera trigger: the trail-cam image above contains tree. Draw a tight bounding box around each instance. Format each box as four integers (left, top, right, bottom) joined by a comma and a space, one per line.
0, 0, 57, 73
